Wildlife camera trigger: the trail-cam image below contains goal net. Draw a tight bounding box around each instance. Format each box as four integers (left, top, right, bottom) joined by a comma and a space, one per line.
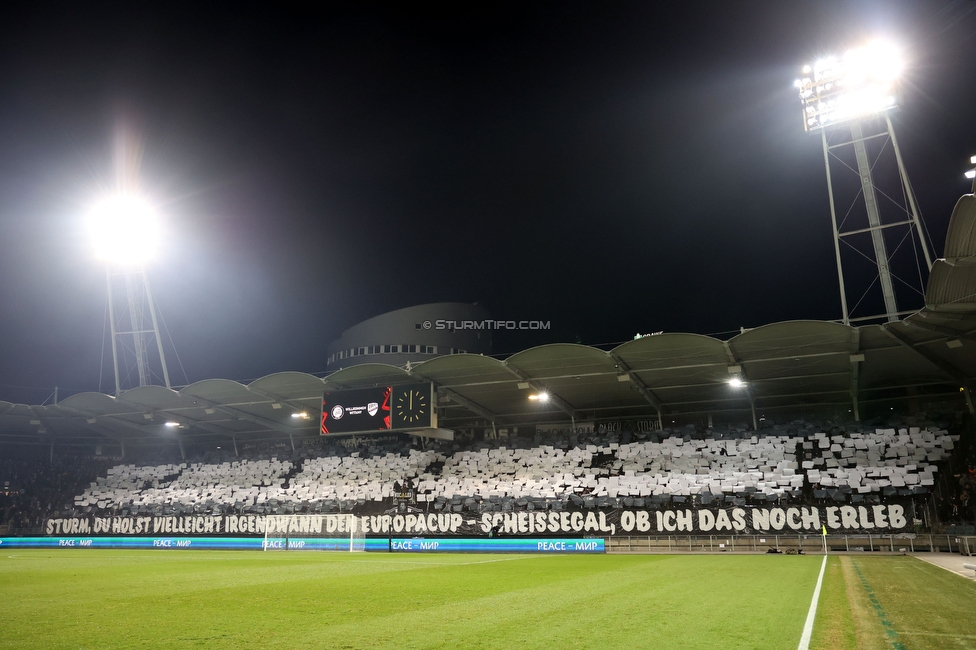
262, 514, 365, 552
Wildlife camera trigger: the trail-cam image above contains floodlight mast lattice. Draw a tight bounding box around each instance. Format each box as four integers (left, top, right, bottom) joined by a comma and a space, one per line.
796, 41, 934, 325
88, 194, 172, 396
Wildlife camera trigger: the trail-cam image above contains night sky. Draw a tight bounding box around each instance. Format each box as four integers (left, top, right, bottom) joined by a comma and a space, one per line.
0, 1, 974, 403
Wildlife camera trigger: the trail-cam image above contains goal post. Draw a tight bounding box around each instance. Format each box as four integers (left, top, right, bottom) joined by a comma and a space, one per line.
262, 514, 364, 552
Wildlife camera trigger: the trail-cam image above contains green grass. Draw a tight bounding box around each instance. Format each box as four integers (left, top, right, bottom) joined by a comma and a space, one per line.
809, 556, 858, 650
3, 550, 975, 649
807, 555, 976, 650
3, 551, 820, 649
849, 556, 976, 650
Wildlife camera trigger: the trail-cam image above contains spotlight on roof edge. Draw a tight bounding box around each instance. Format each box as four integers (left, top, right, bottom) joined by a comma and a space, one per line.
728, 377, 745, 389
87, 194, 161, 266
795, 40, 903, 132
164, 421, 180, 427
291, 412, 310, 419
528, 392, 550, 402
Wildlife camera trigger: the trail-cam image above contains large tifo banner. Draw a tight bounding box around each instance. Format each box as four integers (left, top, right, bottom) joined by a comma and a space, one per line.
44, 503, 910, 538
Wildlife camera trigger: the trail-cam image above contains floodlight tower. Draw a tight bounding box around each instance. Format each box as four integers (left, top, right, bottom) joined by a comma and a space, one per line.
88, 194, 172, 396
796, 41, 934, 324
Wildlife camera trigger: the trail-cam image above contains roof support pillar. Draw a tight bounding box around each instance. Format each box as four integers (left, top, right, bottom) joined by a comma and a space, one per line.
966, 388, 976, 417
883, 324, 974, 416
904, 318, 976, 345
177, 435, 185, 461
723, 341, 757, 429
503, 362, 579, 422
435, 386, 501, 425
120, 439, 126, 459
233, 436, 239, 457
55, 405, 129, 442
538, 387, 578, 422
610, 352, 666, 430
749, 394, 758, 431
851, 329, 863, 422
410, 368, 504, 429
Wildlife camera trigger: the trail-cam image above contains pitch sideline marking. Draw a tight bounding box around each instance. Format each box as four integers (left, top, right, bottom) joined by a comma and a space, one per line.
796, 554, 827, 650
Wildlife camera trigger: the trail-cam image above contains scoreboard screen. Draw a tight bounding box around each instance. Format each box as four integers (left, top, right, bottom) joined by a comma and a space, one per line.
321, 383, 434, 435
320, 386, 391, 435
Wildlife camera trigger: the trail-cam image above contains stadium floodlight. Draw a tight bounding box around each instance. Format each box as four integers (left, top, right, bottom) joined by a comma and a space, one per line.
291, 412, 310, 419
796, 38, 934, 327
795, 40, 902, 132
728, 377, 745, 389
90, 192, 173, 398
971, 155, 976, 165
529, 392, 550, 402
164, 421, 179, 427
966, 169, 976, 180
87, 193, 161, 266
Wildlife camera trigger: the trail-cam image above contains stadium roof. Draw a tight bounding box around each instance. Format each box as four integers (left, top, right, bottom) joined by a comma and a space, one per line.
4, 191, 976, 449
1, 315, 975, 449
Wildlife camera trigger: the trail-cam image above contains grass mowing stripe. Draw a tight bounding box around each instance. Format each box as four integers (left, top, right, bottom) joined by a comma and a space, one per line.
808, 556, 857, 650
1, 551, 820, 649
850, 559, 905, 650
797, 554, 827, 650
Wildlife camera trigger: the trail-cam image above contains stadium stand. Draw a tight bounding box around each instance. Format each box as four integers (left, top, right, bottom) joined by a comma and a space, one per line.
40, 417, 955, 524
0, 457, 113, 531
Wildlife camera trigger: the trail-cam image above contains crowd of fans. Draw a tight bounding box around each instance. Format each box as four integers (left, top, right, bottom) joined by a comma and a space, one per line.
0, 457, 113, 531
0, 411, 969, 534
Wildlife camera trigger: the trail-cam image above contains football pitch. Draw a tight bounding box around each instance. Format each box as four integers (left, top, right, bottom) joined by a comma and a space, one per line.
2, 551, 975, 649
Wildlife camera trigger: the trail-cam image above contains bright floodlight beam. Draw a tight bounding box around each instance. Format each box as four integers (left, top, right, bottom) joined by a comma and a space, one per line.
528, 392, 550, 402
87, 194, 161, 266
91, 190, 172, 398
795, 40, 902, 132
728, 377, 745, 389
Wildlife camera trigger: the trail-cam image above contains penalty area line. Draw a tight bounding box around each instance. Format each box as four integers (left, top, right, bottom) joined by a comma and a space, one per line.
797, 554, 827, 650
